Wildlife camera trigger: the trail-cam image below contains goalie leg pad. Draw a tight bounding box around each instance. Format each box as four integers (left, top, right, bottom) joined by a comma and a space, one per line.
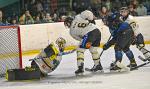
33, 43, 62, 74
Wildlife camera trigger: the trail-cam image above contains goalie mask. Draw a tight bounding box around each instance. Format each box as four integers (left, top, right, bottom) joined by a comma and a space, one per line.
64, 17, 73, 28
55, 37, 66, 52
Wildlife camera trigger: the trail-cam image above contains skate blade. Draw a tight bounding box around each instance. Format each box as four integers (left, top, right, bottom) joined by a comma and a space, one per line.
94, 70, 104, 73
85, 68, 104, 73
75, 73, 84, 76
110, 69, 129, 73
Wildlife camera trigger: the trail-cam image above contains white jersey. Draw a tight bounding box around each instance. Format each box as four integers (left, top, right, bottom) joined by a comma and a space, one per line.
121, 15, 140, 36
70, 13, 97, 41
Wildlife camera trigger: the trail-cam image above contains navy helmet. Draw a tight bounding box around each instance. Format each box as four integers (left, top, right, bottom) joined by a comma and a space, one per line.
108, 12, 120, 22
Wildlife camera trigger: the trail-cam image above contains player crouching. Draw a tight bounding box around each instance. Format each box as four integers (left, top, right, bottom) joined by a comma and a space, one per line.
64, 10, 103, 75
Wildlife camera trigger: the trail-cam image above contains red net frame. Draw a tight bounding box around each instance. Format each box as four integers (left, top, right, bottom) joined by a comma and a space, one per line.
0, 26, 22, 70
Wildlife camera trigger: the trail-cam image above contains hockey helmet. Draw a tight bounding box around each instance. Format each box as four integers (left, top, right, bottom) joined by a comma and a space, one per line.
64, 17, 74, 28
80, 10, 94, 21
108, 12, 120, 22
119, 7, 129, 14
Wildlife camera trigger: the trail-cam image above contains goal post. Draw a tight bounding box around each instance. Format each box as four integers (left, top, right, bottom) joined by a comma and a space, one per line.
0, 26, 22, 76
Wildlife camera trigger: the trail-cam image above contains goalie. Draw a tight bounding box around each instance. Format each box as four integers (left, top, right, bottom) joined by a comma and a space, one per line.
30, 37, 67, 77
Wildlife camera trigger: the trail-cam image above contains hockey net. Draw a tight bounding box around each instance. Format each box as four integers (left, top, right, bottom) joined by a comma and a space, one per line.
0, 26, 22, 77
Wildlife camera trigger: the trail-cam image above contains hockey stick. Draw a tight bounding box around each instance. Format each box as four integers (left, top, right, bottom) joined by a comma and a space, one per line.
137, 45, 150, 62
99, 35, 112, 57
130, 56, 150, 71
138, 56, 150, 62
137, 45, 150, 52
130, 61, 150, 71
29, 49, 76, 61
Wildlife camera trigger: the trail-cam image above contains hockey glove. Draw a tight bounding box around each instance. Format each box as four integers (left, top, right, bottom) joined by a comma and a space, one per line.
136, 33, 145, 47
80, 34, 92, 49
103, 43, 110, 50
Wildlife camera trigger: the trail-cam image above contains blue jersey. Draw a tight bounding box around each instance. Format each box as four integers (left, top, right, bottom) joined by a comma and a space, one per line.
109, 22, 131, 38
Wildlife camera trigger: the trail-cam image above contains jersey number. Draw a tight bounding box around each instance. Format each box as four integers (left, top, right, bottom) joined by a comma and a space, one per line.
130, 22, 137, 29
78, 23, 87, 28
73, 22, 88, 28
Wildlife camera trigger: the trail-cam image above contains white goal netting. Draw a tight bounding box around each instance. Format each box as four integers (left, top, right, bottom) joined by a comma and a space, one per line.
0, 26, 22, 77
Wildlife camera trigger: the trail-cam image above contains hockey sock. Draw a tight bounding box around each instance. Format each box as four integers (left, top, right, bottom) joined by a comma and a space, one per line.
125, 50, 137, 64
89, 47, 101, 66
93, 59, 100, 66
115, 51, 123, 62
77, 48, 85, 67
125, 50, 134, 60
77, 58, 84, 67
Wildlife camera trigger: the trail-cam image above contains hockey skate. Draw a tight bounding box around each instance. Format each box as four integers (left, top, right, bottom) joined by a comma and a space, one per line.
127, 59, 138, 70
110, 62, 122, 72
85, 63, 103, 73
110, 61, 129, 72
75, 64, 84, 75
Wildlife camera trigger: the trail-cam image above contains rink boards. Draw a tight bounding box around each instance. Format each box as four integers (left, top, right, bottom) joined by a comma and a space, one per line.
19, 16, 150, 54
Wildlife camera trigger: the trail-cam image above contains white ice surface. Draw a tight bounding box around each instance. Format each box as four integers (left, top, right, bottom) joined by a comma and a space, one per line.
0, 45, 150, 89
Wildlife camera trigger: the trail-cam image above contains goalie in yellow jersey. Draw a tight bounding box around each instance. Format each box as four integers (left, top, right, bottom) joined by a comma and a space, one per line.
30, 37, 69, 77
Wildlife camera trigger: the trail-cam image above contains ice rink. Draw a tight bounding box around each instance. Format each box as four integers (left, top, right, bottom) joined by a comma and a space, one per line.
0, 45, 150, 89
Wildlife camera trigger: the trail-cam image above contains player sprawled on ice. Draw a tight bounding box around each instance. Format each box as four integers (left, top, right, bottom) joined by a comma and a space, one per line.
64, 10, 103, 75
119, 7, 150, 62
30, 37, 69, 77
102, 12, 137, 71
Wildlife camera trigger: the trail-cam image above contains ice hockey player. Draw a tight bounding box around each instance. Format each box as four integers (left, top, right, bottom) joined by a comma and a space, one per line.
102, 12, 137, 70
119, 7, 150, 62
31, 37, 67, 77
64, 10, 103, 75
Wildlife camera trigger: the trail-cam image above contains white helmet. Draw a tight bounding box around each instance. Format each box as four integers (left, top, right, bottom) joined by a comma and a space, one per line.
80, 10, 94, 21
